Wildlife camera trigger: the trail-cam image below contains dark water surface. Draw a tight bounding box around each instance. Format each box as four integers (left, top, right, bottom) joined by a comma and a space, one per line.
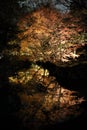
0, 0, 87, 130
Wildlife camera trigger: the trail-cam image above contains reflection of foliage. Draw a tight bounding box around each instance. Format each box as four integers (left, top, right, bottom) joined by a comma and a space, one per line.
9, 63, 85, 127
1, 4, 87, 129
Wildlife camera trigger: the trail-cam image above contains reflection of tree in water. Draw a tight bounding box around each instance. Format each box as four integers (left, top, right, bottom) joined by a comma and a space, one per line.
8, 63, 85, 128
0, 0, 87, 130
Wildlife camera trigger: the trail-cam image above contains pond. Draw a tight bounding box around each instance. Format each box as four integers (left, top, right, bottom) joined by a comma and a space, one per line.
0, 0, 87, 130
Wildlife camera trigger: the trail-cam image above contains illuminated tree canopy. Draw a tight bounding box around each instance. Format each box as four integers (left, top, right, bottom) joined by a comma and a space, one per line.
0, 0, 87, 130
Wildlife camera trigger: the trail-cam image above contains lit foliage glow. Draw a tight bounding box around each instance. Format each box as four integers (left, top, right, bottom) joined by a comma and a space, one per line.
6, 5, 87, 128
17, 6, 85, 63
9, 63, 85, 125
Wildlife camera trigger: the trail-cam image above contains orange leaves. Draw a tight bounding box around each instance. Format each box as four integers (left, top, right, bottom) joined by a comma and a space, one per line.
17, 6, 84, 63
59, 27, 76, 40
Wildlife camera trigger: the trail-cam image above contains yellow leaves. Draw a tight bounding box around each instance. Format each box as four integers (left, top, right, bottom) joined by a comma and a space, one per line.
35, 68, 49, 77
9, 70, 32, 85
44, 69, 49, 76
70, 52, 79, 59
8, 64, 49, 86
8, 39, 17, 45
20, 41, 28, 50
9, 76, 18, 84
16, 5, 85, 64
16, 7, 62, 62
42, 86, 85, 113
48, 83, 55, 89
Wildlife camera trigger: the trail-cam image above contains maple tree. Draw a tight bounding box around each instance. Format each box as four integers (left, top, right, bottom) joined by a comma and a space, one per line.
0, 1, 87, 130
17, 6, 86, 64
